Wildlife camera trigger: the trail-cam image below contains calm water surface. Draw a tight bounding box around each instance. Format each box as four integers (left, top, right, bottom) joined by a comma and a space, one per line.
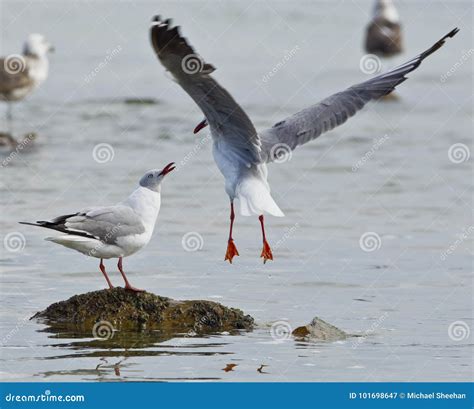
0, 1, 472, 382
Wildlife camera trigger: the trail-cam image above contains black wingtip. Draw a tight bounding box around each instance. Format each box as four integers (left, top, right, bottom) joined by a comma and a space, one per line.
419, 27, 460, 61
19, 221, 38, 226
448, 27, 460, 38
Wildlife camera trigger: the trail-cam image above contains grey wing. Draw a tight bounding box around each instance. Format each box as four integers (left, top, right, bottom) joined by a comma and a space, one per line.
21, 206, 145, 244
260, 28, 459, 163
64, 206, 146, 244
0, 58, 32, 96
150, 16, 262, 166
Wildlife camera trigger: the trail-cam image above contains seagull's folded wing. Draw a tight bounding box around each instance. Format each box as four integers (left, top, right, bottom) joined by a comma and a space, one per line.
23, 206, 146, 244
259, 28, 459, 163
63, 206, 146, 244
150, 15, 262, 167
0, 58, 33, 95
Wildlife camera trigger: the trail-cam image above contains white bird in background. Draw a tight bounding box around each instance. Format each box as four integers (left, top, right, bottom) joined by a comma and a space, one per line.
20, 163, 176, 292
365, 0, 403, 57
0, 34, 54, 128
150, 16, 458, 264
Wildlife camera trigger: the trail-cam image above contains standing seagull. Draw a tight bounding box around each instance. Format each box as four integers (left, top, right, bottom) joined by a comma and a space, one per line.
150, 16, 458, 264
20, 163, 175, 292
365, 0, 403, 57
0, 34, 53, 128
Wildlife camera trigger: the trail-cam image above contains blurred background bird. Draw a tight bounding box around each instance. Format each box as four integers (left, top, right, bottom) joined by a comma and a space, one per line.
365, 0, 403, 57
0, 33, 54, 137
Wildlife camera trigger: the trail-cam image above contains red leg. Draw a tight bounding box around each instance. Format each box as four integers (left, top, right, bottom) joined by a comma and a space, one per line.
259, 215, 273, 264
99, 259, 114, 289
118, 257, 144, 292
224, 201, 239, 264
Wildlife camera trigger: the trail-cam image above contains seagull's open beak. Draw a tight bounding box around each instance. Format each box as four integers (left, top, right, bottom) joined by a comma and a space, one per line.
193, 119, 208, 134
159, 162, 176, 176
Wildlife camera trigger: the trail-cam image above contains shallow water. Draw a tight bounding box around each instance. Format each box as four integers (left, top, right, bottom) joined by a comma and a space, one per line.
0, 0, 472, 382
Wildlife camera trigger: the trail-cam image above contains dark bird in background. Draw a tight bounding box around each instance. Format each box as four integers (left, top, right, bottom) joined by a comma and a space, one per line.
222, 363, 237, 372
365, 0, 403, 57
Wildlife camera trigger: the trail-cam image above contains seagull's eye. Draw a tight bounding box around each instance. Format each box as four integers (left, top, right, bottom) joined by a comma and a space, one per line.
148, 174, 153, 178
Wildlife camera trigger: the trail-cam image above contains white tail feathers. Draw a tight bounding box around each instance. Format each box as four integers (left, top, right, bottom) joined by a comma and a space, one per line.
236, 177, 284, 217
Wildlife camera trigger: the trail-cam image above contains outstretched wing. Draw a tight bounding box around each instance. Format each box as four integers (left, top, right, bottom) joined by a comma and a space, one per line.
260, 28, 459, 163
20, 206, 145, 244
150, 15, 262, 166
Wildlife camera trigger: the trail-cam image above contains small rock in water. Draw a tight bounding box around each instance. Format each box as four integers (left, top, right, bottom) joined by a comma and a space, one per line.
32, 288, 254, 337
124, 98, 158, 105
292, 316, 349, 341
0, 132, 36, 149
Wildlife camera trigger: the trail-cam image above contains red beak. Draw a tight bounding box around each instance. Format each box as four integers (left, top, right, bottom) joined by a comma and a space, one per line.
160, 162, 176, 176
193, 119, 208, 134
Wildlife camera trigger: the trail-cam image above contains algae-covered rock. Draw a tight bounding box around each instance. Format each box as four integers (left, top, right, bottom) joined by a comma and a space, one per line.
292, 317, 348, 341
33, 288, 254, 337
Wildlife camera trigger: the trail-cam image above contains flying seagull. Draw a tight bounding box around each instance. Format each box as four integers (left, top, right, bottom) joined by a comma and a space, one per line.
0, 34, 53, 127
20, 163, 175, 292
365, 0, 403, 57
150, 15, 458, 264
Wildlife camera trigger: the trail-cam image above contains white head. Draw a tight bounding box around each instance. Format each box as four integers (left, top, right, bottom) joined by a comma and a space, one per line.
23, 34, 54, 58
374, 0, 400, 24
139, 163, 176, 193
